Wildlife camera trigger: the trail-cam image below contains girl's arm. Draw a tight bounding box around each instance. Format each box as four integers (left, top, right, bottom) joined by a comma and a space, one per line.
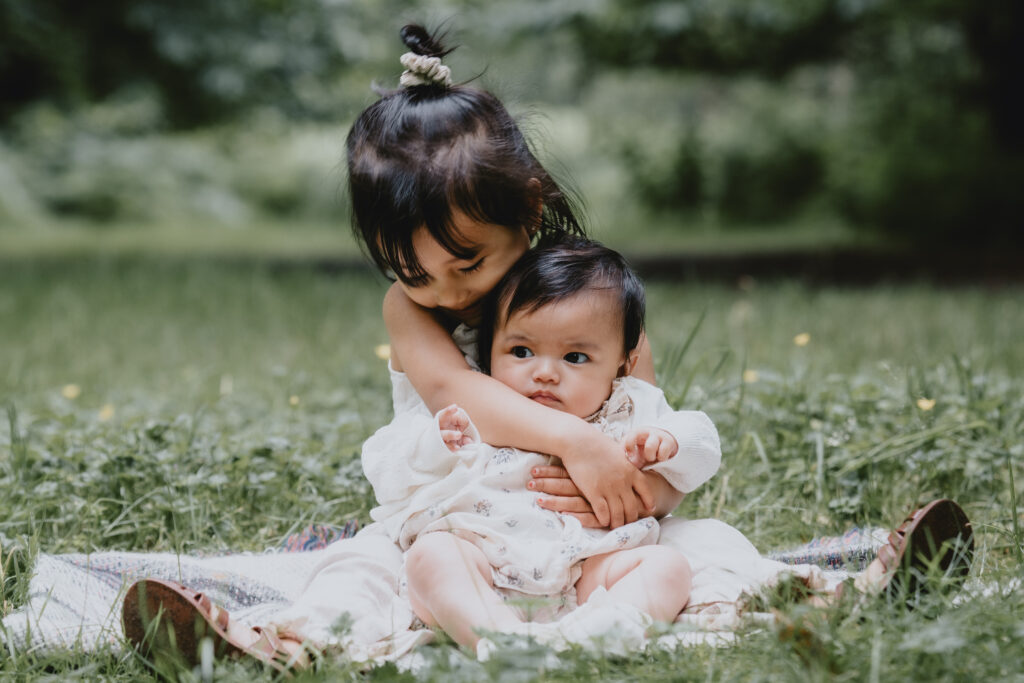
384, 284, 653, 528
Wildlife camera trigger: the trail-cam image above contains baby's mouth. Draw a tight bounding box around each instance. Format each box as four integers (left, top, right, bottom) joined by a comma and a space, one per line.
529, 391, 560, 406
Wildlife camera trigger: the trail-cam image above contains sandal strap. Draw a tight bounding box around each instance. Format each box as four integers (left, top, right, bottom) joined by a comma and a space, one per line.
251, 626, 303, 668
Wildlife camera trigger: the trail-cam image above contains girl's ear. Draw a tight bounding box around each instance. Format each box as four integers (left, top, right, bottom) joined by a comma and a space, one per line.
526, 177, 543, 236
619, 349, 640, 377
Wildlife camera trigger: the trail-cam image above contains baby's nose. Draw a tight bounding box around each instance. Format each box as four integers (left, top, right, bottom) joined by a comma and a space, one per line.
532, 359, 559, 382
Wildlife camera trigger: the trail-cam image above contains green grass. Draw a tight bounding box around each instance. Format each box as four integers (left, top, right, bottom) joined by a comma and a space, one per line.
1, 257, 1022, 680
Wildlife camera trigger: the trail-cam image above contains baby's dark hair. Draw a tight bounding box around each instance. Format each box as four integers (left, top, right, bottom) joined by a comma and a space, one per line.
346, 24, 585, 283
479, 237, 646, 372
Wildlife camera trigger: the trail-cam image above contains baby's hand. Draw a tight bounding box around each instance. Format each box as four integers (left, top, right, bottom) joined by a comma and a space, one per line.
438, 404, 473, 452
624, 427, 678, 468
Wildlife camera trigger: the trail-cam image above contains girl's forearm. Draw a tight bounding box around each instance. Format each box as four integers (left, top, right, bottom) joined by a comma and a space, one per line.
427, 367, 588, 456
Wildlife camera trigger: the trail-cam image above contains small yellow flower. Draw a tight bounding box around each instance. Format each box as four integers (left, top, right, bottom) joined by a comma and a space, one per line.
793, 332, 811, 347
916, 397, 936, 411
374, 344, 391, 360
98, 404, 115, 421
289, 395, 300, 406
742, 369, 759, 384
61, 384, 81, 400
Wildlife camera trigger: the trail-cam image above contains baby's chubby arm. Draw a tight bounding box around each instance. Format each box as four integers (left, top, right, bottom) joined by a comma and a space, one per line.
384, 284, 654, 528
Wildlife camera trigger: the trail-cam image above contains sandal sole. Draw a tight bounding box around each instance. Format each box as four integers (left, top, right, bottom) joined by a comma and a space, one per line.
122, 579, 281, 671
887, 498, 974, 599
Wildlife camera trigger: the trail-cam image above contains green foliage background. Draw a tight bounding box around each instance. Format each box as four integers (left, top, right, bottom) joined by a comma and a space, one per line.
1, 0, 1021, 247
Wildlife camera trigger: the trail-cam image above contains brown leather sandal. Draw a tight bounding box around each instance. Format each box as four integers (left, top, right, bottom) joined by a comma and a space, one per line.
122, 579, 297, 674
876, 498, 974, 602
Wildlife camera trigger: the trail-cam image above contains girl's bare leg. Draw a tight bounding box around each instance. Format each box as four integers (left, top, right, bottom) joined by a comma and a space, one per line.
405, 533, 523, 648
576, 545, 692, 623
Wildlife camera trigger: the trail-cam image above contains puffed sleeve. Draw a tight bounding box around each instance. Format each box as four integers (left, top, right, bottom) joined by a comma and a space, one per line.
621, 377, 721, 493
361, 407, 480, 508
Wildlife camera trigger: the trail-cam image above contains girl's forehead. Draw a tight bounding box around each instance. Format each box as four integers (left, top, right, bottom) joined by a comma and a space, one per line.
411, 214, 521, 260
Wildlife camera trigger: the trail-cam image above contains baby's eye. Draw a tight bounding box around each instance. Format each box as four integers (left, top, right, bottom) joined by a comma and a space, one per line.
511, 346, 534, 359
459, 258, 485, 274
564, 352, 589, 364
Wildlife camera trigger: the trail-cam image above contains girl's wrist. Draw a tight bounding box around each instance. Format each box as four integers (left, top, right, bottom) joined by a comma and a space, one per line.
552, 414, 604, 465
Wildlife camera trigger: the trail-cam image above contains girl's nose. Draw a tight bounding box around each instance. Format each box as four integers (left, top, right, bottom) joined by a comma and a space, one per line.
435, 286, 467, 311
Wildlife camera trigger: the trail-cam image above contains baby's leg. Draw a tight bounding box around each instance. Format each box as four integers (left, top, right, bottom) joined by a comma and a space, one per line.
576, 546, 692, 623
405, 533, 522, 648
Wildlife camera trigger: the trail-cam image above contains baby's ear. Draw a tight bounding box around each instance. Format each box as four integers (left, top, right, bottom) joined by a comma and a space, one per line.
619, 349, 640, 377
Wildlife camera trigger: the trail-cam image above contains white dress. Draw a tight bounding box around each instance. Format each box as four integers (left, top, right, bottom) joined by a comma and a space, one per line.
362, 373, 721, 601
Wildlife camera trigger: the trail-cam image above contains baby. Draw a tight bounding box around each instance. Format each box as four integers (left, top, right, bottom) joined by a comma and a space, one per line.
360, 238, 721, 650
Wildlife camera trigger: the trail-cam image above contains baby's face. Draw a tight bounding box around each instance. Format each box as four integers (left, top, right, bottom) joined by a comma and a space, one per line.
489, 290, 632, 418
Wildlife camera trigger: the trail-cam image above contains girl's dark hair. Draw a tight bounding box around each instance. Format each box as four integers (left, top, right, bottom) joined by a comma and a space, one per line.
479, 237, 646, 372
346, 24, 585, 283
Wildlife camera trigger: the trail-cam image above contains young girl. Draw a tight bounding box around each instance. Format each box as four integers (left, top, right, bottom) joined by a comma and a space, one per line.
362, 238, 720, 651
347, 24, 673, 532
117, 22, 973, 671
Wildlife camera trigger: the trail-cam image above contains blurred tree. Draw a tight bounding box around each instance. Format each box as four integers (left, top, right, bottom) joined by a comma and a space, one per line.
560, 0, 1024, 245
0, 0, 352, 127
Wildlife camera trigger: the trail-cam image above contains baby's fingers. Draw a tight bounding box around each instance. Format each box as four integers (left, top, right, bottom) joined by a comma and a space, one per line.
641, 433, 663, 463
437, 404, 460, 429
656, 434, 678, 461
623, 433, 645, 468
439, 428, 466, 452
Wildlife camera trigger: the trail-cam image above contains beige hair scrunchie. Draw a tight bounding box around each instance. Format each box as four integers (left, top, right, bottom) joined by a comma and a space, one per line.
399, 51, 452, 87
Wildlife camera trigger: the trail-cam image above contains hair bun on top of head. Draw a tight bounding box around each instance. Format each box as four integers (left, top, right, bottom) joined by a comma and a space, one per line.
399, 24, 454, 88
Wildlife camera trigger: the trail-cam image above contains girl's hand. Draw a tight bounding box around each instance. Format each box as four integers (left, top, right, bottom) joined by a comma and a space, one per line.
529, 465, 600, 527
437, 404, 473, 452
623, 427, 678, 468
558, 430, 656, 528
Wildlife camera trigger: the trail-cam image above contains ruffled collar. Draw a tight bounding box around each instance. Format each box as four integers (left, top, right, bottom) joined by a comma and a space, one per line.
583, 377, 635, 440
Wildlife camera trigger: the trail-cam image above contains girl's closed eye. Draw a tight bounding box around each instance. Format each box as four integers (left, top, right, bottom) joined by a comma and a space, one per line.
512, 346, 534, 358
563, 352, 589, 364
401, 272, 431, 288
459, 258, 485, 274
